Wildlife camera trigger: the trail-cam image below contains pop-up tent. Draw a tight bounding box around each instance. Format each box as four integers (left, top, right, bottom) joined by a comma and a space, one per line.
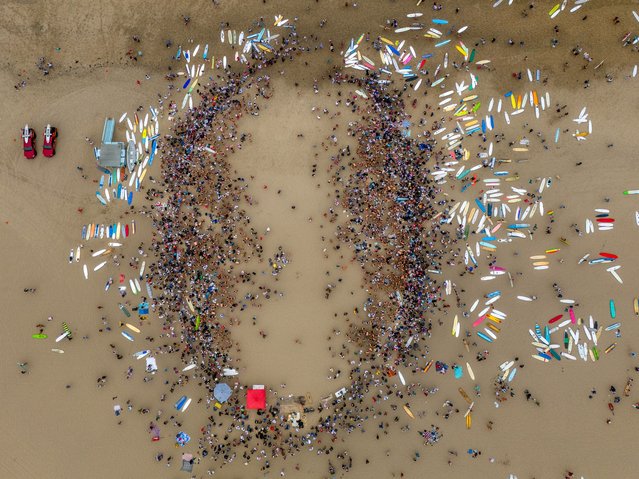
246, 385, 266, 410
180, 453, 194, 473
214, 383, 232, 403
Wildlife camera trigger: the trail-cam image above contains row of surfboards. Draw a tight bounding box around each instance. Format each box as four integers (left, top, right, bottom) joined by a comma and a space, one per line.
81, 220, 136, 241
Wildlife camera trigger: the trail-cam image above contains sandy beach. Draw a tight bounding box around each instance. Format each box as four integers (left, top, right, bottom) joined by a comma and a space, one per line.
5, 1, 639, 478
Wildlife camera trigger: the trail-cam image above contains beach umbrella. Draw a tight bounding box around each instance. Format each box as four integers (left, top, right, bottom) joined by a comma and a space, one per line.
214, 383, 232, 403
175, 431, 190, 446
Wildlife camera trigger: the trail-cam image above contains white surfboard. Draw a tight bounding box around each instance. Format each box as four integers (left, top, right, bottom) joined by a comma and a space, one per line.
180, 398, 192, 412
56, 331, 70, 342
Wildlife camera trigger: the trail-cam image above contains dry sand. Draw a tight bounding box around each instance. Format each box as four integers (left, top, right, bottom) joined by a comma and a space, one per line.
4, 1, 639, 478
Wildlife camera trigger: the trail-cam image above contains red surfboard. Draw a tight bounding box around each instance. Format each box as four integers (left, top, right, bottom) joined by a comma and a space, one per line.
549, 314, 563, 324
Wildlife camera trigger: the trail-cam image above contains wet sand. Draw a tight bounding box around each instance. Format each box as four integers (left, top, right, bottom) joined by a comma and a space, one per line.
4, 1, 639, 478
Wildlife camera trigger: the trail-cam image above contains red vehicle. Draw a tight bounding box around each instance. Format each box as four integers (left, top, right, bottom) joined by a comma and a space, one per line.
22, 124, 36, 159
43, 124, 58, 157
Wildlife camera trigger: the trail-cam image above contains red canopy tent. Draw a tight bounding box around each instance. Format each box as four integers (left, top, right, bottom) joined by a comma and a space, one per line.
246, 387, 266, 410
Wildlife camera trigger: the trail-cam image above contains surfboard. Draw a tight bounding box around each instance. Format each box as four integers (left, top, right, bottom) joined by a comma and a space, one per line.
175, 395, 188, 410
466, 362, 475, 381
182, 363, 197, 372
83, 264, 88, 279
56, 331, 69, 342
134, 350, 150, 359
466, 413, 472, 429
458, 388, 472, 404
397, 370, 406, 386
94, 261, 107, 272
121, 331, 134, 341
129, 279, 137, 295
126, 323, 140, 333
403, 405, 415, 419
51, 349, 64, 354
180, 398, 192, 412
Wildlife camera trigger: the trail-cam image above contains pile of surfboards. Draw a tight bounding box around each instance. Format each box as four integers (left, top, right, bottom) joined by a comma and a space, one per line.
584, 208, 614, 234
211, 15, 291, 70
344, 17, 473, 84
175, 17, 289, 110
529, 300, 620, 363
498, 359, 519, 384
472, 305, 508, 344
572, 106, 592, 141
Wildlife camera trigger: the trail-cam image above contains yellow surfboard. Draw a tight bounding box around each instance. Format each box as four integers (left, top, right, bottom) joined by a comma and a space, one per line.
126, 323, 141, 333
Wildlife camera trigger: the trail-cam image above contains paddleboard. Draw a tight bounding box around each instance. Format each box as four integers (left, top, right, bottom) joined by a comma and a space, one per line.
182, 363, 197, 372
32, 333, 47, 339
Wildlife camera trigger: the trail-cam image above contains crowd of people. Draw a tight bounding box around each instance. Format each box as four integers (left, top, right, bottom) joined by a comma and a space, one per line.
134, 20, 467, 472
